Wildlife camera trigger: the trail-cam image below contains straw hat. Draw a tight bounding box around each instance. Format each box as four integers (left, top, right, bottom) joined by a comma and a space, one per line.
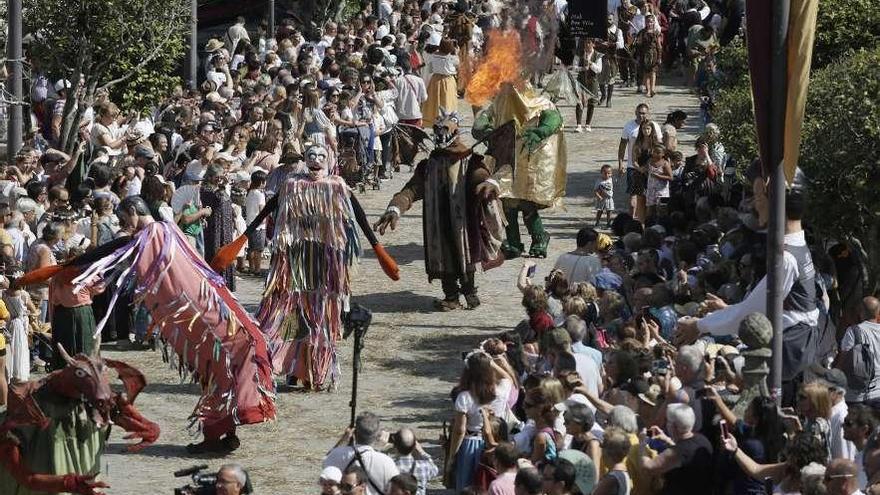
204, 38, 224, 53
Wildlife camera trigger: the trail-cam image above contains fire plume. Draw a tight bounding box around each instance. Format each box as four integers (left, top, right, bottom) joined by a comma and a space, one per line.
466, 30, 525, 107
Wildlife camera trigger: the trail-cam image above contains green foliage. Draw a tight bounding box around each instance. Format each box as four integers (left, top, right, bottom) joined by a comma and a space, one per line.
711, 80, 758, 170
800, 47, 880, 249
712, 36, 749, 90
813, 0, 880, 68
22, 0, 188, 115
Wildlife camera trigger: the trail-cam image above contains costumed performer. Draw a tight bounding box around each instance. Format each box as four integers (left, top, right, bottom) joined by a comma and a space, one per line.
373, 111, 506, 311
16, 196, 277, 454
0, 346, 159, 495
472, 82, 567, 259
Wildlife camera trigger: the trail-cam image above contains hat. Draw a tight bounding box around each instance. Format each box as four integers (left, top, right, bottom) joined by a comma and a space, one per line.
558, 450, 597, 495
638, 383, 662, 407
125, 128, 147, 145
134, 146, 156, 160
593, 270, 622, 291
205, 91, 227, 104
54, 79, 72, 92
280, 146, 303, 165
319, 466, 342, 484
806, 364, 848, 391
184, 161, 206, 182
205, 38, 224, 52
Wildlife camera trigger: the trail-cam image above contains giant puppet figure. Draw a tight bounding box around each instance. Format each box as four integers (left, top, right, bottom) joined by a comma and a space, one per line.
467, 31, 567, 259
212, 144, 399, 391
16, 196, 277, 454
373, 111, 506, 311
472, 83, 566, 259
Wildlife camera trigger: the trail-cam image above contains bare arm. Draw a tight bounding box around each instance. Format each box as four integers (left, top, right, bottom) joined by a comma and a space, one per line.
446, 411, 467, 471
617, 138, 628, 174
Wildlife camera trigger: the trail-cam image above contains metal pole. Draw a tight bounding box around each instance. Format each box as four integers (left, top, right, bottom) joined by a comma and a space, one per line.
6, 0, 23, 165
268, 0, 275, 39
767, 0, 790, 404
187, 0, 198, 91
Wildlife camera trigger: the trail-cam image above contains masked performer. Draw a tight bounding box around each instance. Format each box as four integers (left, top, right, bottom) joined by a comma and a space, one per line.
373, 111, 506, 311
472, 83, 567, 259
16, 196, 277, 454
213, 144, 398, 391
0, 348, 158, 495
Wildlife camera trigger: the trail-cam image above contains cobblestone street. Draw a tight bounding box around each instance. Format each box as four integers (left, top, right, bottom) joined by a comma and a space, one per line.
102, 77, 701, 494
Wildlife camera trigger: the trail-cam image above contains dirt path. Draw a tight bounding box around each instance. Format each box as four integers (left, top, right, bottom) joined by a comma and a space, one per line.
100, 77, 701, 494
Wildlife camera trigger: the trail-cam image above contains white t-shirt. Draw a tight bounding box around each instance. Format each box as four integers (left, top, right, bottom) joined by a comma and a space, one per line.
245, 189, 266, 230
554, 252, 602, 285
574, 353, 601, 398
427, 53, 459, 76
395, 74, 428, 121
323, 445, 400, 495
830, 400, 856, 460
621, 119, 663, 169
454, 378, 514, 432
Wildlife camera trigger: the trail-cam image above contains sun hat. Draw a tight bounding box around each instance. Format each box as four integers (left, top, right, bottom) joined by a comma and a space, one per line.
558, 449, 597, 495
204, 38, 224, 52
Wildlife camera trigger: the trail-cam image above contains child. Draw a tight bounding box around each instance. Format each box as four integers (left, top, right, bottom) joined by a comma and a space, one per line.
245, 170, 268, 276
645, 144, 673, 220
594, 164, 614, 228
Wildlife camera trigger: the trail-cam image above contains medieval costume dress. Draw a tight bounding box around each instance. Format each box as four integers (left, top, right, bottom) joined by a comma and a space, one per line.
255, 166, 361, 390
473, 84, 567, 259
422, 52, 460, 128
381, 114, 505, 309
201, 186, 237, 291
48, 269, 100, 370
44, 221, 276, 445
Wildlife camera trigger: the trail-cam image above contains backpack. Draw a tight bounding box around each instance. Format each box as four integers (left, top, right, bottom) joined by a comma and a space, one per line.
839, 325, 876, 391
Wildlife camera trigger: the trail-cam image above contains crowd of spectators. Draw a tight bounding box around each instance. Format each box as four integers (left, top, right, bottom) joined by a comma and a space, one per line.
0, 1, 877, 495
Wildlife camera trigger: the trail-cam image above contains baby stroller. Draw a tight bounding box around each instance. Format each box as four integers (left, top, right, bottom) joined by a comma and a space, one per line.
338, 125, 380, 192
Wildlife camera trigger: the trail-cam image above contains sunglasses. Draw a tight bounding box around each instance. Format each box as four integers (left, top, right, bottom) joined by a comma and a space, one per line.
340, 482, 361, 493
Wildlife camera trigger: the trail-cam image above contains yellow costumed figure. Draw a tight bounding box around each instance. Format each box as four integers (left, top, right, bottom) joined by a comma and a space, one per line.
472, 83, 567, 258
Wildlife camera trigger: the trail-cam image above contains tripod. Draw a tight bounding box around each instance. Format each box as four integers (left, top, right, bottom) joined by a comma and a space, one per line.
343, 304, 372, 428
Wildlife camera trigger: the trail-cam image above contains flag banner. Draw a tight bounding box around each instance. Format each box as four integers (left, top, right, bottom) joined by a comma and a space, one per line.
568, 0, 607, 38
783, 0, 818, 183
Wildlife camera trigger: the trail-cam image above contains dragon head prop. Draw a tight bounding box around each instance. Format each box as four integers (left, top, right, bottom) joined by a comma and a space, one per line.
52, 346, 146, 428
433, 108, 462, 149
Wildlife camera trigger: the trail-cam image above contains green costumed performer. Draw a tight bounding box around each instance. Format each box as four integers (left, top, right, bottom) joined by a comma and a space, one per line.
471, 82, 566, 259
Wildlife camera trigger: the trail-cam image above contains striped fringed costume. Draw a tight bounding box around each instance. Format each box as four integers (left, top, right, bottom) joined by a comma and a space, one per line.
256, 174, 361, 389
69, 221, 276, 440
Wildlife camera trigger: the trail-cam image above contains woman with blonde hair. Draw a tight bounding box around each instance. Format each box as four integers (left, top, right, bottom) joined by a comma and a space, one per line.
422, 38, 460, 127
792, 381, 833, 461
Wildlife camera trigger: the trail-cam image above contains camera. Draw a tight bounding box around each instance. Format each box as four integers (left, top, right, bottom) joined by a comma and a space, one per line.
173, 465, 216, 495
343, 303, 372, 340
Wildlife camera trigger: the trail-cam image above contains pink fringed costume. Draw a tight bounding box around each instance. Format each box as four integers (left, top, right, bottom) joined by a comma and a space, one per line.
70, 221, 276, 440
256, 174, 361, 389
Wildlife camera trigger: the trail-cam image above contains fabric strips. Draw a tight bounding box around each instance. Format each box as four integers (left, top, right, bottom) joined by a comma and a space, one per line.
69, 222, 276, 434
257, 175, 360, 389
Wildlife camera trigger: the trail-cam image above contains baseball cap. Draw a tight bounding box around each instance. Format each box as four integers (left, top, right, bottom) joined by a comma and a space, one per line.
134, 146, 156, 160
806, 364, 848, 391
319, 466, 342, 484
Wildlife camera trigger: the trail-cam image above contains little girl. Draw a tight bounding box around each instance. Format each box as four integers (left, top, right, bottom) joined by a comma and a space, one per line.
594, 164, 614, 227
645, 144, 673, 220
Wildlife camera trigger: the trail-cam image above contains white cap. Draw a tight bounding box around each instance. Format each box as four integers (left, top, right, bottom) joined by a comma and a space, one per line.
319, 466, 342, 483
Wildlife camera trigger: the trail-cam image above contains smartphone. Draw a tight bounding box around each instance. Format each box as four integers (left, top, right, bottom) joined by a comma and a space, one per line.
651, 359, 668, 376
720, 419, 729, 438
527, 265, 536, 278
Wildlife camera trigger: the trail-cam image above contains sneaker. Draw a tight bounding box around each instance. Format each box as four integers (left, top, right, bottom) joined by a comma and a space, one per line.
574, 125, 583, 133
584, 125, 592, 132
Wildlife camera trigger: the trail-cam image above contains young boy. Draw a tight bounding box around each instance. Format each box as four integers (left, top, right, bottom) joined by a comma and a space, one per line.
594, 164, 614, 228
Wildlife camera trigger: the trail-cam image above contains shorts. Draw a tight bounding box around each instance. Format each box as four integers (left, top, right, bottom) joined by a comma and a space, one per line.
247, 229, 267, 253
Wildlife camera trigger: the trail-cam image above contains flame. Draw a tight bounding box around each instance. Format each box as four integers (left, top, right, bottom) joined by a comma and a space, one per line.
466, 30, 525, 107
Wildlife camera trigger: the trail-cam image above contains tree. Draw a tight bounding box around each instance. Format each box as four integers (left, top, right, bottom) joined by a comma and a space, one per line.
799, 47, 880, 290
22, 0, 189, 152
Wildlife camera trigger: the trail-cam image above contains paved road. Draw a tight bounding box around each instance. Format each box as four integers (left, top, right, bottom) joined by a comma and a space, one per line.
101, 76, 701, 494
